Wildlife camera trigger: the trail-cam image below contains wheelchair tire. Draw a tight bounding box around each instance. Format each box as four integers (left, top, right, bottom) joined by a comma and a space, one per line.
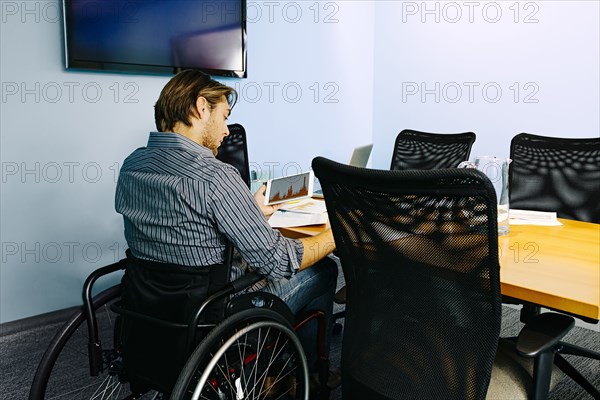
29, 284, 160, 400
171, 308, 309, 400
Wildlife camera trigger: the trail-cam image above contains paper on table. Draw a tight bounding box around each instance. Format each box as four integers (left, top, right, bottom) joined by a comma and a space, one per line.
509, 209, 563, 226
268, 210, 328, 228
279, 198, 327, 214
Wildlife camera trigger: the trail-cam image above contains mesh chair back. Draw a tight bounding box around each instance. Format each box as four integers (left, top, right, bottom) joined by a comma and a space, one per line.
313, 157, 501, 400
390, 129, 476, 170
217, 123, 251, 188
509, 133, 600, 223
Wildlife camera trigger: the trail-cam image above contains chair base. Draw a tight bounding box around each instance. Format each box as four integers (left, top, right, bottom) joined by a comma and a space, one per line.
554, 345, 600, 399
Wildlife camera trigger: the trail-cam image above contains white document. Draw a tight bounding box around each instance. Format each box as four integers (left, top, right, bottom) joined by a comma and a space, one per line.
268, 210, 328, 228
279, 198, 328, 214
509, 209, 563, 226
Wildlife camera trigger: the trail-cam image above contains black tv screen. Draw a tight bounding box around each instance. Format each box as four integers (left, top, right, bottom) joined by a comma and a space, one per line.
63, 0, 247, 77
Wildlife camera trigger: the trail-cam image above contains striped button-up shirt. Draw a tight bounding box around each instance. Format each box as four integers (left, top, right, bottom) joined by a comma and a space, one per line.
115, 132, 303, 282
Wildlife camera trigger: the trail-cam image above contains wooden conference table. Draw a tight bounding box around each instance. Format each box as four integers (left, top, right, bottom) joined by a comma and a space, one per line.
280, 217, 600, 321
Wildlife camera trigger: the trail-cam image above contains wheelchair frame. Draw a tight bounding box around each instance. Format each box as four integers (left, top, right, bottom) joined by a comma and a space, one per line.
29, 259, 330, 400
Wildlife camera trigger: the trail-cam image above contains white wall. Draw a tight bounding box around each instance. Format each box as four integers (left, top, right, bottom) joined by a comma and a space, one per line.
0, 0, 375, 323
372, 0, 600, 168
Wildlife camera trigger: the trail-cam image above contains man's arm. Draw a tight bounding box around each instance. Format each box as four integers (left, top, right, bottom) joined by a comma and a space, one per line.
209, 166, 306, 278
298, 228, 336, 270
252, 181, 336, 269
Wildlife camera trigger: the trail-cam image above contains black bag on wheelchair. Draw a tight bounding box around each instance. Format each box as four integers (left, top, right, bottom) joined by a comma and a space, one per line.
118, 252, 230, 394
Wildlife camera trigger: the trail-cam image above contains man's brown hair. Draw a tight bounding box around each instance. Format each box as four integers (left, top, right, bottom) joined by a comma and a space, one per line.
154, 70, 237, 132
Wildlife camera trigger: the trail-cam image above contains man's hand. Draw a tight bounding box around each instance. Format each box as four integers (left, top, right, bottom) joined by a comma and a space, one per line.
254, 183, 282, 216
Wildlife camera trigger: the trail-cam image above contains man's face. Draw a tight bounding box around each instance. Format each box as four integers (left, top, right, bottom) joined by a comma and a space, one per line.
201, 97, 231, 155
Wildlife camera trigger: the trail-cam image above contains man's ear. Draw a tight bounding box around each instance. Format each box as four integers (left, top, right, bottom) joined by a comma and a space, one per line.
195, 96, 210, 120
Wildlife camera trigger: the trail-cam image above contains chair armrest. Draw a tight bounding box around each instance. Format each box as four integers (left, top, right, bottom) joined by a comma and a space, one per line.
193, 272, 264, 320
186, 272, 264, 351
516, 313, 575, 357
230, 271, 263, 293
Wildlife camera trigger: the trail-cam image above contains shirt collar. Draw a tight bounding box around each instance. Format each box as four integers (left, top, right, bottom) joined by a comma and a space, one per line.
147, 132, 212, 155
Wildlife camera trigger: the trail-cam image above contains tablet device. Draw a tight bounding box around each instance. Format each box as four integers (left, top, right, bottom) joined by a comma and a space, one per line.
264, 171, 314, 206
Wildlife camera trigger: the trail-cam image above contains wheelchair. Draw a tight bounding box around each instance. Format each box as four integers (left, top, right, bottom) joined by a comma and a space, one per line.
29, 252, 330, 400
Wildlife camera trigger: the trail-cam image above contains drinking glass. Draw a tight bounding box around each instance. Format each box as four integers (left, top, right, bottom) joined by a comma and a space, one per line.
458, 156, 512, 236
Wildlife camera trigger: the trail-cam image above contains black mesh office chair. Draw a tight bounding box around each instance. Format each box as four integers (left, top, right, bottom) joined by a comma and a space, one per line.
508, 133, 600, 398
313, 157, 573, 400
510, 133, 600, 223
217, 123, 251, 188
335, 129, 477, 321
390, 129, 476, 170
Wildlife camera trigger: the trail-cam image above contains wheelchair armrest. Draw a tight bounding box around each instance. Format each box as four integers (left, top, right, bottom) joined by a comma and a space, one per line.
189, 272, 263, 325
185, 272, 264, 352
229, 271, 263, 293
516, 312, 575, 357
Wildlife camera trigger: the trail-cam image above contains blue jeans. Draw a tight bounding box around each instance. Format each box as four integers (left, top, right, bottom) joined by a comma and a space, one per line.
261, 257, 338, 371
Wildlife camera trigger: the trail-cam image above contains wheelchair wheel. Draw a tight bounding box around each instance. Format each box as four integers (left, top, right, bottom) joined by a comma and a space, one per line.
29, 284, 160, 400
171, 308, 309, 400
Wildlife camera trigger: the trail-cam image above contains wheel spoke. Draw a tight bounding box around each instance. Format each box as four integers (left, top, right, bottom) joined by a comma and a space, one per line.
213, 352, 238, 395
256, 332, 296, 399
30, 286, 161, 400
171, 310, 309, 400
238, 327, 252, 397
221, 338, 237, 399
89, 374, 111, 400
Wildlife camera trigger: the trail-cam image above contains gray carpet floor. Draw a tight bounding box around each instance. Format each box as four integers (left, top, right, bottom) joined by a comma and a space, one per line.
327, 308, 600, 400
2, 262, 599, 399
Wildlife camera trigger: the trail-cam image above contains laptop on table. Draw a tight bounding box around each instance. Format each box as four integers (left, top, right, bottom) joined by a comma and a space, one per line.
313, 144, 373, 198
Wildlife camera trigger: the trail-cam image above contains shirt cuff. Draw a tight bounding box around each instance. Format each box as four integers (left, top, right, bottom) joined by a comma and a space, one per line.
287, 238, 304, 273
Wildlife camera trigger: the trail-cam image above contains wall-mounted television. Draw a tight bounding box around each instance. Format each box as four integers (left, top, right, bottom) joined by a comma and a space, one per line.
62, 0, 247, 77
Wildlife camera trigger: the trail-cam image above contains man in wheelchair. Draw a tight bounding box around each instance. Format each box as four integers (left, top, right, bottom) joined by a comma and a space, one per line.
114, 69, 338, 398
